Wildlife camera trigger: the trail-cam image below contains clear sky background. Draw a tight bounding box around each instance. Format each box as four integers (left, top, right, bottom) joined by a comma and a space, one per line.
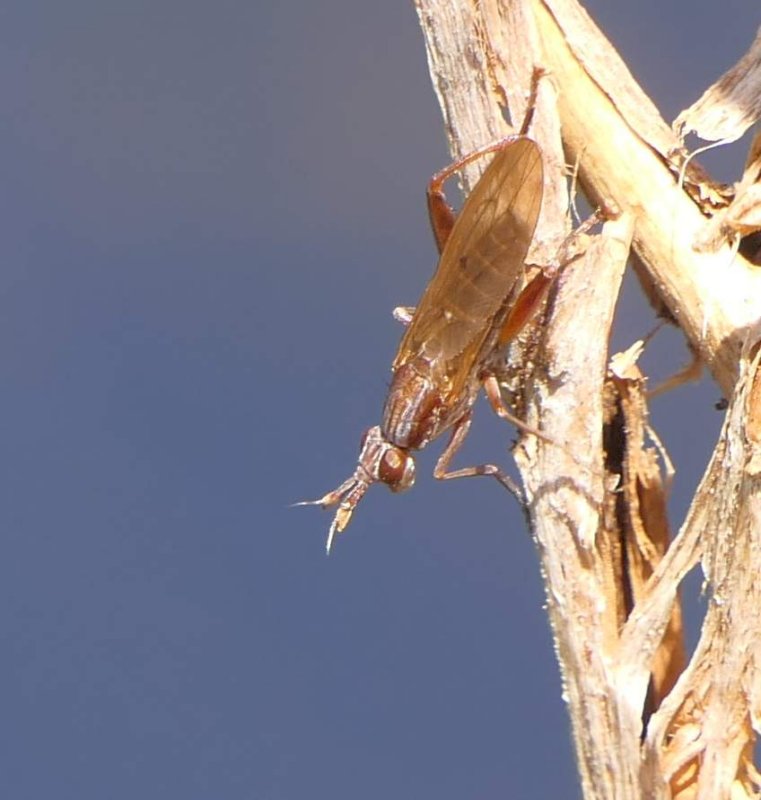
2, 2, 758, 798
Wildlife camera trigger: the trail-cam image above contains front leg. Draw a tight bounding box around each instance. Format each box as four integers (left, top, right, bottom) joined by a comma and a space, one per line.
433, 413, 525, 507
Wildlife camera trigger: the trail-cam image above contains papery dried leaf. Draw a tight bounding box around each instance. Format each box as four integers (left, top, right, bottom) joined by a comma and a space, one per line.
605, 343, 686, 708
675, 27, 761, 144
745, 130, 761, 177
641, 340, 761, 797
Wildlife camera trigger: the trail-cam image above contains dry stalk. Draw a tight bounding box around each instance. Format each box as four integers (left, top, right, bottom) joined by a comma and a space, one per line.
413, 0, 761, 798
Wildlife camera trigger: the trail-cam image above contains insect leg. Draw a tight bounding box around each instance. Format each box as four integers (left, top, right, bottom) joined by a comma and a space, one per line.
481, 375, 556, 446
427, 136, 527, 254
482, 374, 607, 485
426, 174, 459, 254
432, 413, 525, 505
517, 66, 545, 136
497, 271, 555, 348
648, 340, 702, 398
425, 67, 546, 254
498, 205, 607, 349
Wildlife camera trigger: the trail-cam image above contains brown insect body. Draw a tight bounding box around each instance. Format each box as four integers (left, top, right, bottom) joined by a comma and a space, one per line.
301, 136, 545, 552
382, 360, 448, 450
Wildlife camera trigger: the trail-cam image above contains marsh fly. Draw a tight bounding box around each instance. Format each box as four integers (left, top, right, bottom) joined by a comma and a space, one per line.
296, 67, 562, 549
296, 124, 568, 552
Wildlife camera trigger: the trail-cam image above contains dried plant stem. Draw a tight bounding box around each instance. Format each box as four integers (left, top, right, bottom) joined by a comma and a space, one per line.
414, 1, 761, 798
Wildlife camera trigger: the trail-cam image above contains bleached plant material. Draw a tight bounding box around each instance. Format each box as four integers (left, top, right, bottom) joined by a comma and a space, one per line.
413, 0, 761, 797
625, 339, 761, 799
695, 131, 761, 253
674, 26, 761, 145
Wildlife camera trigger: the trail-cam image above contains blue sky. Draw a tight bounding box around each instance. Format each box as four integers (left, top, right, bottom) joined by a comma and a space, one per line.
1, 2, 757, 797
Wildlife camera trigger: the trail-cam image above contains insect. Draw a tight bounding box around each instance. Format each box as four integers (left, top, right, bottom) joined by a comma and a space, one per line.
298, 65, 561, 552
297, 125, 570, 553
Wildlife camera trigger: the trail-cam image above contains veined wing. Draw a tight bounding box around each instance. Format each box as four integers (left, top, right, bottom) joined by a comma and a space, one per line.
393, 138, 543, 383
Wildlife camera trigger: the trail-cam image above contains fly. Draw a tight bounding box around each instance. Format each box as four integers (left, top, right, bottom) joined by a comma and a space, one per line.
299, 77, 565, 552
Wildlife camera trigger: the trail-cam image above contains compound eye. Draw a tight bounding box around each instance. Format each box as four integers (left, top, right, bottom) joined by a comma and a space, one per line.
379, 448, 415, 493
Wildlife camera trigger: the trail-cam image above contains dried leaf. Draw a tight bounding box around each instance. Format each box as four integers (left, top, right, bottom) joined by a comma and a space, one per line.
675, 26, 761, 144
637, 338, 761, 797
605, 343, 686, 709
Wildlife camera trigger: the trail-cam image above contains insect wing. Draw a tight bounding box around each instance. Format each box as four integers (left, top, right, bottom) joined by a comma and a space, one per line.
394, 138, 543, 383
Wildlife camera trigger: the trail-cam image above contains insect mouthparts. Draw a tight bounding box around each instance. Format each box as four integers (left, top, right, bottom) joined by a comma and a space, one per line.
296, 426, 416, 553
